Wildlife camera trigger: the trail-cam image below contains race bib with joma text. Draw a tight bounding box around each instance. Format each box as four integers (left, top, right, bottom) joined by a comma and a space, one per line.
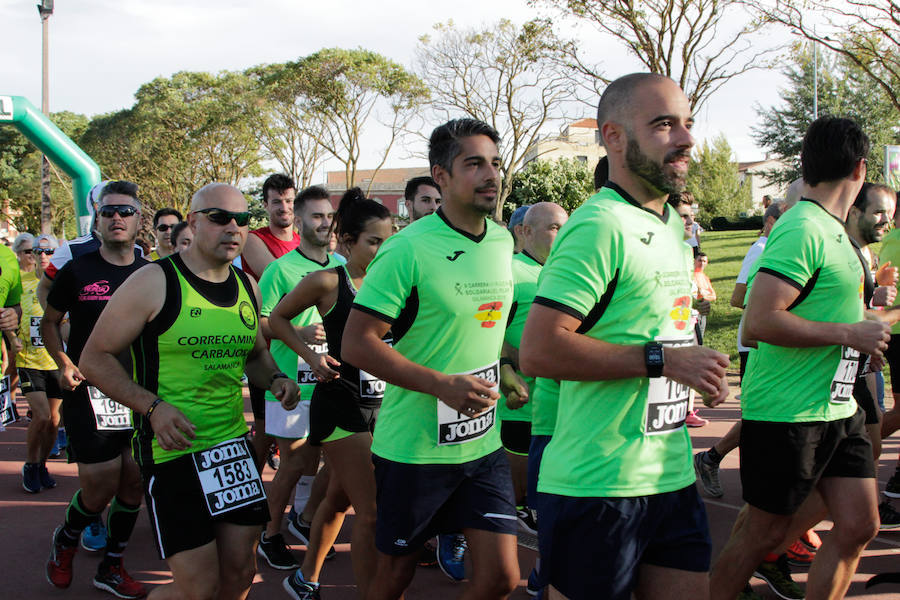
192, 438, 266, 516
298, 343, 327, 386
88, 386, 132, 431
645, 337, 695, 436
437, 362, 499, 446
830, 346, 859, 404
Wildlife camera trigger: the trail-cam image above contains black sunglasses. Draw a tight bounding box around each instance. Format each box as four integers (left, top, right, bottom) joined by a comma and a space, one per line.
30, 248, 55, 255
194, 208, 250, 227
98, 204, 139, 218
156, 223, 176, 232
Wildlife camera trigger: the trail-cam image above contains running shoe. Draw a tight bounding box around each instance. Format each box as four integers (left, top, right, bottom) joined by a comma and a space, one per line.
47, 526, 77, 589
49, 431, 62, 459
258, 533, 299, 570
685, 410, 709, 427
287, 514, 336, 560
799, 529, 822, 551
437, 533, 467, 582
884, 470, 900, 499
417, 538, 438, 567
753, 554, 804, 600
785, 539, 815, 567
39, 464, 57, 489
82, 520, 108, 552
517, 507, 538, 535
738, 585, 763, 600
93, 562, 147, 599
23, 463, 41, 493
283, 570, 320, 600
526, 567, 542, 598
693, 452, 724, 498
879, 500, 900, 530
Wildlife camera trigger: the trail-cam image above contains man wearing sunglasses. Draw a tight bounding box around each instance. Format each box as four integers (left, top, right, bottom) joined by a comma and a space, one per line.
42, 180, 149, 599
148, 208, 183, 261
80, 182, 299, 600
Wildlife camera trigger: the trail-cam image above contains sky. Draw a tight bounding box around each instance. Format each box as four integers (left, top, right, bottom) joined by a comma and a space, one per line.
1, 0, 797, 178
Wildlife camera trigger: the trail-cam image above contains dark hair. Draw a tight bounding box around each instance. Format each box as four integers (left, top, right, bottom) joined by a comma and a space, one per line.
404, 176, 439, 202
294, 185, 331, 213
593, 156, 609, 190
667, 193, 691, 208
801, 116, 870, 187
853, 182, 895, 212
262, 174, 295, 203
99, 180, 140, 205
170, 221, 191, 248
335, 187, 391, 243
153, 207, 183, 228
428, 119, 500, 173
696, 251, 708, 259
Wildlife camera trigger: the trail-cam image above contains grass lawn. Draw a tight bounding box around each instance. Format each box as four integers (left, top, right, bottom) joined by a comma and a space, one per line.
698, 230, 757, 372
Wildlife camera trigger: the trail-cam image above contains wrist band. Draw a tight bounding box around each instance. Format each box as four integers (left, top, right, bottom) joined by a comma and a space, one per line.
146, 397, 163, 419
269, 371, 289, 387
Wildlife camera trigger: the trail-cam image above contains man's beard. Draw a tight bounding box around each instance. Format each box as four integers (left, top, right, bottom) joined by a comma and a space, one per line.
301, 223, 330, 247
626, 138, 688, 195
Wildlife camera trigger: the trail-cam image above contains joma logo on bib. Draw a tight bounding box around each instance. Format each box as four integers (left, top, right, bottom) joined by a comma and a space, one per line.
436, 362, 499, 446
830, 346, 859, 404
193, 438, 266, 517
198, 440, 249, 469
645, 337, 694, 436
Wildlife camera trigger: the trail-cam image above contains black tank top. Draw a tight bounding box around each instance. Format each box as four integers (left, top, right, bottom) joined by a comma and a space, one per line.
321, 266, 391, 408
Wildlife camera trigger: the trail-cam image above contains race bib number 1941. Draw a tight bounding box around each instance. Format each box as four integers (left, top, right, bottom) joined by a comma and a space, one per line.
88, 386, 132, 431
437, 362, 499, 446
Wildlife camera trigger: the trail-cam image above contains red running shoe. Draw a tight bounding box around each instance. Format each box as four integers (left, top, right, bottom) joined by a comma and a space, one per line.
94, 562, 148, 599
46, 526, 77, 589
685, 410, 709, 427
785, 540, 816, 567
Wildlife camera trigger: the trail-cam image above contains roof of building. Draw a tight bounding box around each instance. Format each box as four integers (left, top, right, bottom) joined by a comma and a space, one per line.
569, 118, 598, 129
327, 166, 430, 186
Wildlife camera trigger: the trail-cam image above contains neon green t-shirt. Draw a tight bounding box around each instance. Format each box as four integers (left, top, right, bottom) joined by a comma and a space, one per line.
879, 228, 900, 335
742, 199, 864, 423
259, 249, 341, 403
534, 184, 696, 497
530, 377, 560, 436
353, 209, 514, 464
498, 251, 542, 423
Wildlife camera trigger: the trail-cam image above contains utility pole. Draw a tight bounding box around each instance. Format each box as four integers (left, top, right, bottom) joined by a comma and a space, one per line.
38, 0, 54, 235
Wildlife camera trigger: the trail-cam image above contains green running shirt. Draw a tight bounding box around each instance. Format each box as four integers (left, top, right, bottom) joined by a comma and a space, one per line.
534, 184, 696, 497
530, 376, 559, 436
131, 254, 258, 467
258, 249, 342, 403
353, 208, 514, 464
742, 199, 864, 423
498, 251, 542, 423
879, 228, 900, 335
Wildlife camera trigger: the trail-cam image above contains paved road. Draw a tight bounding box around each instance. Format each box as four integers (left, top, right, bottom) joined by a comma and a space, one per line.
2, 374, 899, 598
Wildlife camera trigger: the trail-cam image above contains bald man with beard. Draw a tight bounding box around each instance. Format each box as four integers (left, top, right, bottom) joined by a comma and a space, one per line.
81, 183, 300, 600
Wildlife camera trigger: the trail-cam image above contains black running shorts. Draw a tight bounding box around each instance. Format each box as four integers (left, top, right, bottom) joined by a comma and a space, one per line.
62, 385, 132, 465
500, 419, 531, 455
18, 368, 62, 398
740, 408, 875, 515
309, 380, 379, 446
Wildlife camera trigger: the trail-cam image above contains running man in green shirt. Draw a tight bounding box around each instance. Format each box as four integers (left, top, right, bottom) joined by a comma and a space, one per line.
519, 73, 730, 600
709, 117, 889, 600
80, 183, 300, 600
344, 119, 519, 600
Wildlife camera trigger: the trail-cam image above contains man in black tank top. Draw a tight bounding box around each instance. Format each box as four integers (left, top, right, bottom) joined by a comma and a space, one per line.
42, 181, 149, 599
80, 183, 300, 600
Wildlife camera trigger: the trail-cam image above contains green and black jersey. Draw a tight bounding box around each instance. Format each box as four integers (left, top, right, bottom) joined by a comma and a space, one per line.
742, 199, 864, 423
131, 254, 258, 467
353, 208, 514, 464
259, 249, 342, 403
498, 251, 542, 423
530, 377, 559, 436
534, 184, 696, 498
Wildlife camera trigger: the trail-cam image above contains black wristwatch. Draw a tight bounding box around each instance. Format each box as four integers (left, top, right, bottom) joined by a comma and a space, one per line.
644, 342, 664, 378
269, 371, 289, 387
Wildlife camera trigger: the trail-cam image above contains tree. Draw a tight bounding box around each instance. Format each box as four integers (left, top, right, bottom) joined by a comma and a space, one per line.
687, 135, 752, 221
247, 63, 329, 189
532, 0, 778, 110
0, 111, 89, 236
280, 48, 428, 193
81, 70, 265, 219
507, 158, 594, 214
752, 43, 900, 186
745, 0, 900, 113
416, 19, 581, 220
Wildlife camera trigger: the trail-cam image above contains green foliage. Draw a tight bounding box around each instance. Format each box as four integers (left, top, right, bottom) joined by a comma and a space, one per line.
507, 158, 594, 215
687, 136, 752, 223
753, 42, 900, 186
0, 111, 89, 236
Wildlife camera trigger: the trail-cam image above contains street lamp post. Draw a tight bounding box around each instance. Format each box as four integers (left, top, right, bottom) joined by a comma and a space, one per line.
37, 0, 53, 235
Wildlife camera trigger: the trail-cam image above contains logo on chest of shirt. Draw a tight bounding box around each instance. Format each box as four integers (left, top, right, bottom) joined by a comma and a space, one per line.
640, 232, 655, 245
78, 280, 111, 301
238, 301, 257, 330
190, 308, 202, 318
446, 250, 465, 261
473, 301, 503, 328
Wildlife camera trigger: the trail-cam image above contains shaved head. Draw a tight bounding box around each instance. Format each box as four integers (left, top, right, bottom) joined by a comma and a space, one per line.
784, 178, 804, 208
597, 73, 672, 147
523, 202, 567, 229
191, 183, 247, 212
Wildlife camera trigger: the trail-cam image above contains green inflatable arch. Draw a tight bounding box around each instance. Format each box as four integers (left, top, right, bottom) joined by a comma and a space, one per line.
0, 95, 100, 235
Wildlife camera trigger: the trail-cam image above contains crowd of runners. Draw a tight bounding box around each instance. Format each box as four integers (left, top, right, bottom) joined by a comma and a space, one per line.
2, 72, 900, 600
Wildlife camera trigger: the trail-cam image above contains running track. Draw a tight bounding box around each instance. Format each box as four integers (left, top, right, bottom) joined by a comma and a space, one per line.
2, 373, 898, 599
